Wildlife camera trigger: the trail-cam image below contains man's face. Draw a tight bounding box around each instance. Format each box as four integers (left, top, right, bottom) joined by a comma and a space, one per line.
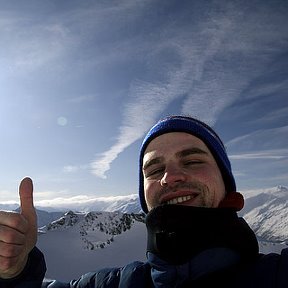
142, 132, 226, 211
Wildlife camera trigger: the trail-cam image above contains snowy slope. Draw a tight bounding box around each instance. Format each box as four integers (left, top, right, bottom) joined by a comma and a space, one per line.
240, 186, 288, 243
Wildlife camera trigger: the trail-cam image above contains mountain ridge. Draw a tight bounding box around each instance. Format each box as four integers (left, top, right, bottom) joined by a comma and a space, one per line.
2, 185, 288, 243
240, 185, 288, 243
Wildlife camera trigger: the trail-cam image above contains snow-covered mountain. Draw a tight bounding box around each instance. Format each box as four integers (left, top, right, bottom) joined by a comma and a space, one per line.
240, 185, 288, 243
36, 209, 66, 228
39, 210, 145, 251
0, 193, 142, 228
37, 210, 147, 281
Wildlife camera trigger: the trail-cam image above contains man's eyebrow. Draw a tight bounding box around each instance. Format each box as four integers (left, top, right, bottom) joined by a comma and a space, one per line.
142, 157, 163, 171
176, 147, 208, 158
143, 148, 207, 171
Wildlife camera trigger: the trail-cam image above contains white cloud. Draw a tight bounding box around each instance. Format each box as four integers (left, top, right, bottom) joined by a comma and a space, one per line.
245, 78, 288, 100
0, 190, 18, 203
230, 149, 288, 160
0, 15, 72, 75
63, 165, 88, 173
34, 193, 137, 208
227, 126, 288, 152
249, 107, 288, 125
35, 189, 70, 201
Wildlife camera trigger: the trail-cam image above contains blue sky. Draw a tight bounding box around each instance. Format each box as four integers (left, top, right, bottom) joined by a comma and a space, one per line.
0, 0, 287, 206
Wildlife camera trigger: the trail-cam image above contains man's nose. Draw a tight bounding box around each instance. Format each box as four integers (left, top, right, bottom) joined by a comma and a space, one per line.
160, 165, 187, 186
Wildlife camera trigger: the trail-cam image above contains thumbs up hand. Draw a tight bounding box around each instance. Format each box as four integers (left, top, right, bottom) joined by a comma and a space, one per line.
0, 177, 37, 279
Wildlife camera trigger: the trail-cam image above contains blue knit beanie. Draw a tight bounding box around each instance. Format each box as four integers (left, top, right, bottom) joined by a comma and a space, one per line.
139, 115, 236, 213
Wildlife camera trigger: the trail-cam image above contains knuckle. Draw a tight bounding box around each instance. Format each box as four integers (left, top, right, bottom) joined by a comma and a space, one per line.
0, 212, 27, 233
0, 242, 21, 258
10, 214, 25, 228
0, 226, 25, 245
3, 232, 14, 244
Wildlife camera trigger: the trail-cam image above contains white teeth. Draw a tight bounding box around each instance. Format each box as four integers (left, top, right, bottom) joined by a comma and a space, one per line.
166, 195, 192, 205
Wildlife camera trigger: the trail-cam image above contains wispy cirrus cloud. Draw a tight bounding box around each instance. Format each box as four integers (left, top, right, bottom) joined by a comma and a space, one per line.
89, 33, 235, 179
0, 15, 73, 76
90, 1, 288, 179
63, 165, 88, 173
90, 79, 181, 178
230, 149, 288, 160
227, 126, 288, 152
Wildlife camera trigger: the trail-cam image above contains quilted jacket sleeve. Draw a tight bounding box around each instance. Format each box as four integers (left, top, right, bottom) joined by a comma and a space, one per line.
41, 269, 121, 288
41, 262, 151, 288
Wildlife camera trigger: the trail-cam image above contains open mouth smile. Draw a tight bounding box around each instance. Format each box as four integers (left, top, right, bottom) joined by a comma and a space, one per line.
165, 195, 194, 205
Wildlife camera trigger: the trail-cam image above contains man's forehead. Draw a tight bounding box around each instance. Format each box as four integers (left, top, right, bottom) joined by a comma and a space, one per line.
142, 132, 213, 166
144, 132, 206, 152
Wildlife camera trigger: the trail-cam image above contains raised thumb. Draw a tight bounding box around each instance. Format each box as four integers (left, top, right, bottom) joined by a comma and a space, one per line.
19, 177, 35, 220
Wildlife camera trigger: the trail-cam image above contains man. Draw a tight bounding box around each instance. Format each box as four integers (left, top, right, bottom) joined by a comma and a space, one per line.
1, 115, 288, 287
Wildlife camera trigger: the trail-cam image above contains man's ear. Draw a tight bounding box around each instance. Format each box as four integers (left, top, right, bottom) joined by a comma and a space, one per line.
218, 192, 244, 211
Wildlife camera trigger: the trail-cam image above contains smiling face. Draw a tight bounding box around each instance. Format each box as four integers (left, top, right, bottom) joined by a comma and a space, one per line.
142, 132, 226, 211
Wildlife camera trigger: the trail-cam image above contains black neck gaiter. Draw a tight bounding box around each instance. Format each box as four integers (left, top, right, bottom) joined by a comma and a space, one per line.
146, 205, 259, 265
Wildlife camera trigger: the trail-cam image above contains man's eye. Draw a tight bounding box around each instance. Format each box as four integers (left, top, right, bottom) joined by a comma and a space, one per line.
146, 167, 164, 178
184, 160, 202, 166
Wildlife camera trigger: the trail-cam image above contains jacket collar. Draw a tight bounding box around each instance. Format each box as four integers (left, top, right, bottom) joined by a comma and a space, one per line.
146, 205, 259, 264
